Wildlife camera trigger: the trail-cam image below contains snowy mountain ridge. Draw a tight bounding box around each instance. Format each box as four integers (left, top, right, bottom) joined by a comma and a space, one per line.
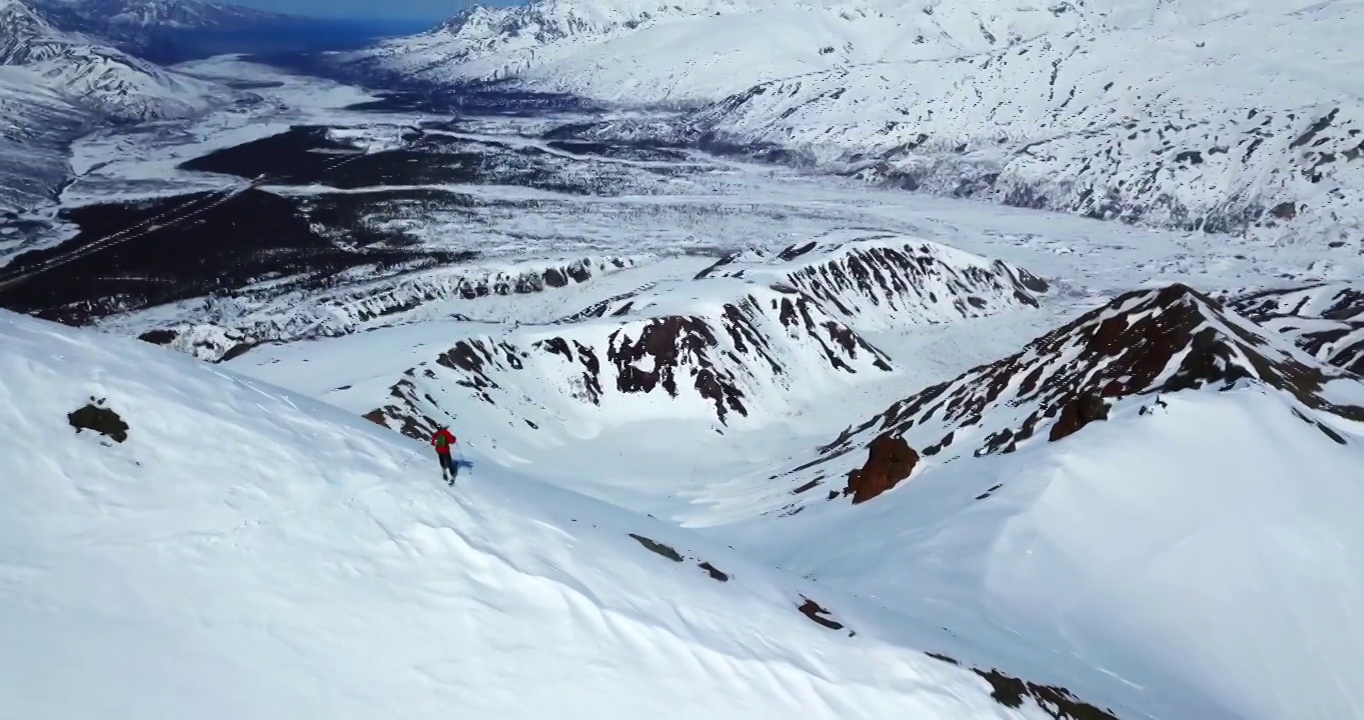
232, 231, 1047, 442
105, 255, 651, 363
740, 279, 1364, 533
24, 0, 298, 62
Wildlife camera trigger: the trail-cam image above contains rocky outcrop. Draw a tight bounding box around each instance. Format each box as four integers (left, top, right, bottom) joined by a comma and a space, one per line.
1048, 392, 1110, 442
361, 282, 894, 434
843, 434, 919, 504
696, 230, 1047, 330
776, 282, 1364, 509
68, 398, 129, 443
1227, 283, 1364, 375
924, 653, 1120, 720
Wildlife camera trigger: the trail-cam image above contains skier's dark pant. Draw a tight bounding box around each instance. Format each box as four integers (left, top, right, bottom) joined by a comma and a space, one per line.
437, 451, 457, 478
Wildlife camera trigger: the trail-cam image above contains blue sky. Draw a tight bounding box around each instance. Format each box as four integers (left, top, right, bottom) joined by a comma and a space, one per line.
225, 0, 524, 21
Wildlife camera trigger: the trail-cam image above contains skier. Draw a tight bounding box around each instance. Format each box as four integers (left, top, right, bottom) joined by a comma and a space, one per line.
430, 424, 458, 485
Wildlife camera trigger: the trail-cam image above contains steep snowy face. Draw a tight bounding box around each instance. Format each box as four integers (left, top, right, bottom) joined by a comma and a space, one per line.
1228, 283, 1364, 374
737, 382, 1364, 720
774, 282, 1364, 507
0, 307, 1128, 720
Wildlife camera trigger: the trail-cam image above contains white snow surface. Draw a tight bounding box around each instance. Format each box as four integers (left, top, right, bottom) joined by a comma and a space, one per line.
0, 307, 1094, 720
726, 387, 1364, 720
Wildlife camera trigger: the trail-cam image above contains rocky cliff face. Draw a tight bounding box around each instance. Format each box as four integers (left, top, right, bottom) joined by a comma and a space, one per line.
362, 281, 895, 436
352, 232, 1046, 438
696, 229, 1048, 330
1227, 283, 1364, 375
773, 282, 1364, 510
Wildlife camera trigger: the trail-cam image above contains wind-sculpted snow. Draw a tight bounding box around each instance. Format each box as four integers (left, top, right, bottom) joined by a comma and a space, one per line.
1228, 283, 1364, 374
697, 229, 1048, 330
0, 307, 1132, 719
777, 283, 1364, 508
111, 256, 646, 362
362, 279, 894, 436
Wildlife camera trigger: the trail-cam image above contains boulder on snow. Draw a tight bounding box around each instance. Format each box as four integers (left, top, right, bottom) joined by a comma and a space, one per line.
1048, 392, 1110, 442
67, 400, 129, 443
844, 434, 919, 504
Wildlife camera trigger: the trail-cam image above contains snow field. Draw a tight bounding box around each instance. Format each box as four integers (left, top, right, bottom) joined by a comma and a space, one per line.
0, 308, 1084, 720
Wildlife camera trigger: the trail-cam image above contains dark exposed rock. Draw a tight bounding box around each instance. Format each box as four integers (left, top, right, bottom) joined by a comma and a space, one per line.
796, 597, 845, 630
698, 561, 729, 581
628, 533, 684, 562
137, 329, 177, 345
844, 434, 919, 504
68, 400, 129, 443
1049, 392, 1110, 442
1228, 283, 1364, 375
924, 652, 1119, 719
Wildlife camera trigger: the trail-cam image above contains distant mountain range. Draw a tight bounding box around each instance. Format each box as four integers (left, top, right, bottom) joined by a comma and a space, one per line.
335, 0, 1364, 249
0, 0, 418, 215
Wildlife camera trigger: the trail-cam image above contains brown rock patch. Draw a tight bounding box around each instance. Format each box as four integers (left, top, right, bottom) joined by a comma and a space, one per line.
1049, 392, 1111, 442
844, 433, 919, 504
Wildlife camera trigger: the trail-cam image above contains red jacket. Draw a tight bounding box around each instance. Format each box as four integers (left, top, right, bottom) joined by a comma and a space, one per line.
431, 428, 456, 454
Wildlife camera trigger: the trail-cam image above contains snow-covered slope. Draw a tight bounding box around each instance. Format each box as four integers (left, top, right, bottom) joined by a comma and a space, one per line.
346, 0, 1364, 244
735, 386, 1364, 720
0, 66, 88, 212
0, 306, 1127, 719
711, 282, 1364, 720
1, 0, 227, 121
337, 0, 1103, 104
681, 0, 1364, 245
